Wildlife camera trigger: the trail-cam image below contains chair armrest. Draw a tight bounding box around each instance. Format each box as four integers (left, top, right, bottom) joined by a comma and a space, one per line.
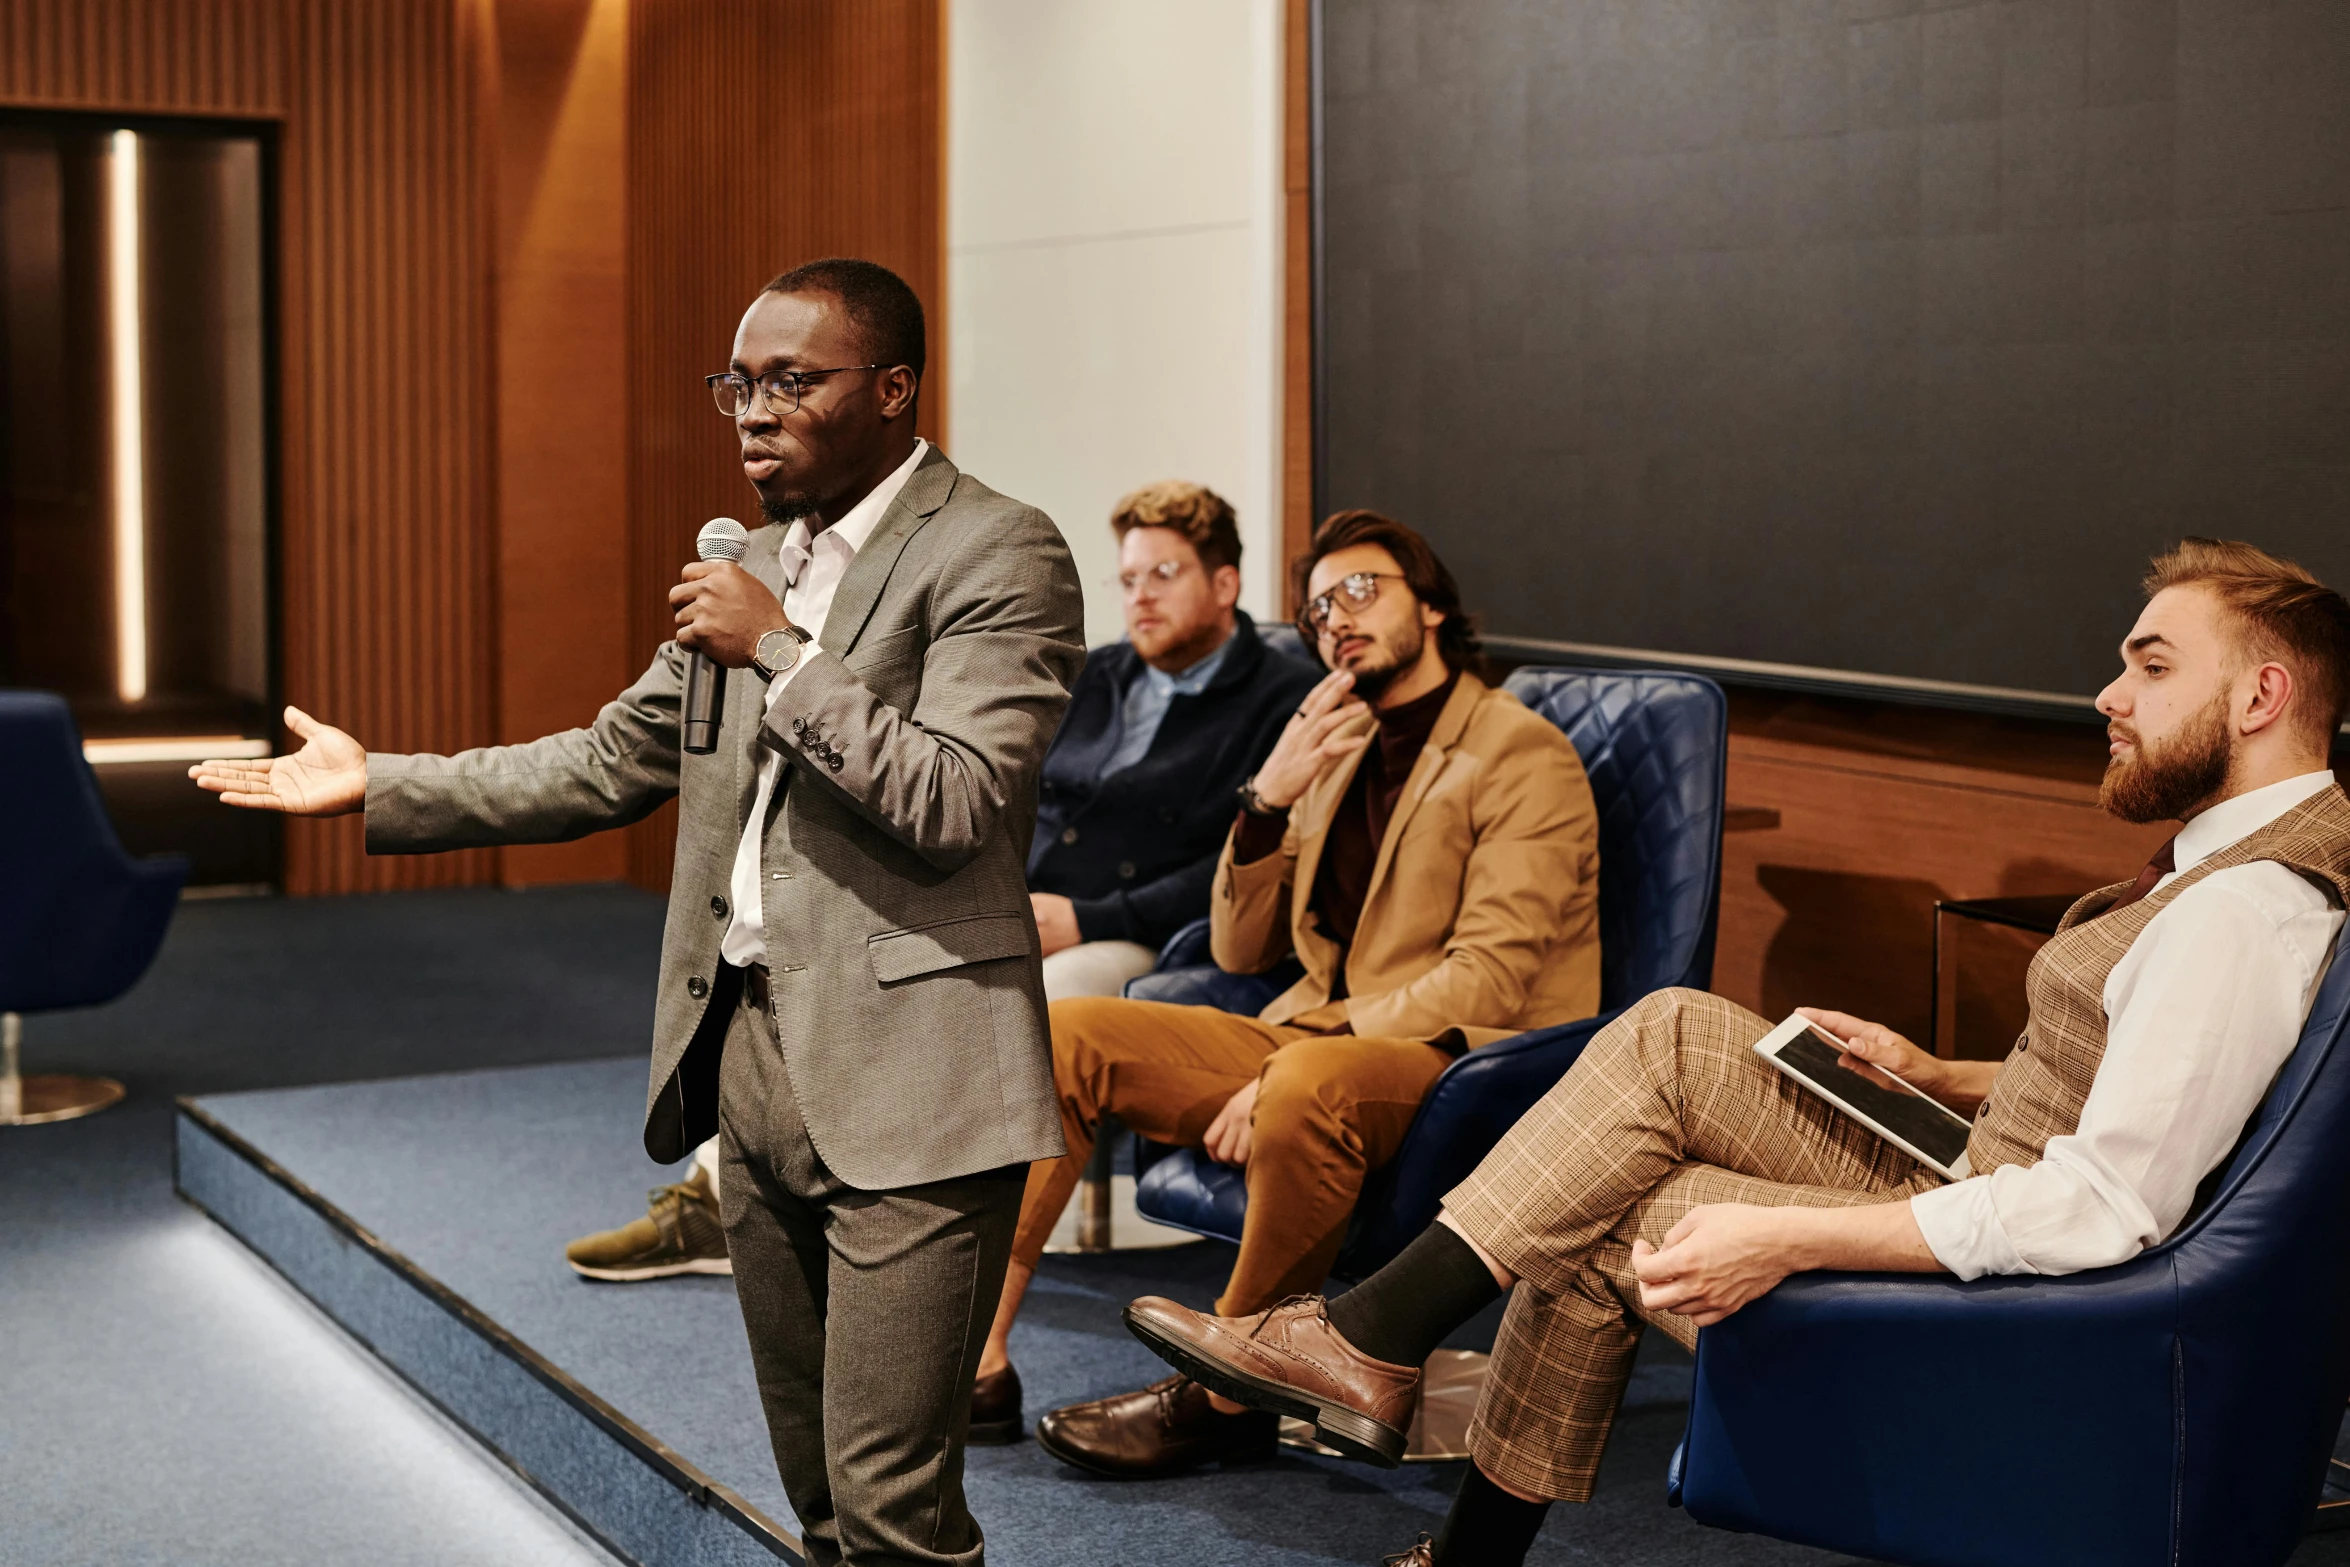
1153, 917, 1214, 971
1676, 1261, 2182, 1564
1134, 1148, 1249, 1246
1337, 1011, 1616, 1274
1124, 960, 1302, 1013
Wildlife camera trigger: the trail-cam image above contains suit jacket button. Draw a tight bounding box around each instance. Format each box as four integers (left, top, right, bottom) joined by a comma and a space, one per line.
687, 975, 709, 999
710, 895, 729, 919
1061, 826, 1079, 845
827, 753, 844, 772
1119, 861, 1136, 879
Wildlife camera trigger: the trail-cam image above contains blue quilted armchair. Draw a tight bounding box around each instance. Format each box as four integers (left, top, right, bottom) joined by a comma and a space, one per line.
1127, 667, 1728, 1277
0, 691, 188, 1123
1667, 942, 2350, 1567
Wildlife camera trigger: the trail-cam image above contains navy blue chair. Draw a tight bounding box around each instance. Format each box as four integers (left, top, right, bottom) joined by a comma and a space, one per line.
0, 691, 187, 1123
1129, 668, 1728, 1278
1667, 941, 2350, 1567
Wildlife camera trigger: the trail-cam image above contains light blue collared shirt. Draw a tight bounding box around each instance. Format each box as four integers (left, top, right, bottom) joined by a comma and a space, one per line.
1102, 630, 1236, 776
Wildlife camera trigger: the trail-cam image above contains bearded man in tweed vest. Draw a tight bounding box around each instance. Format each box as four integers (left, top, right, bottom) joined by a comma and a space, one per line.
1120, 539, 2350, 1567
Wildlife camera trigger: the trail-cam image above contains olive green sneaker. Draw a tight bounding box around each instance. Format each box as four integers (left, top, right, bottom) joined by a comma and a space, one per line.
564, 1166, 731, 1281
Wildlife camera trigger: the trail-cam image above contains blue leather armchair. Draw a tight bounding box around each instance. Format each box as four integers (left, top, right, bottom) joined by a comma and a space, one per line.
1668, 944, 2350, 1567
1, 691, 188, 1122
1128, 668, 1728, 1278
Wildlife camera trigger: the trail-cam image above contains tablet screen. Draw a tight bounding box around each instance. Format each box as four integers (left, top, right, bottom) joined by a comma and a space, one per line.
1775, 1026, 1973, 1170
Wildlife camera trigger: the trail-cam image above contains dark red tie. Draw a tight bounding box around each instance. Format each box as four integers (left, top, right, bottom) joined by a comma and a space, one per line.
2105, 836, 2178, 914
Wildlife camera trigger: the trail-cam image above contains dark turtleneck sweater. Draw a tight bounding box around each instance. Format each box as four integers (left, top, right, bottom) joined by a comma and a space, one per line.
1233, 669, 1459, 971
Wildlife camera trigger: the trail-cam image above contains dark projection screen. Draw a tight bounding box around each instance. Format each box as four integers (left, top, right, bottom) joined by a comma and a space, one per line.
1318, 1, 2350, 709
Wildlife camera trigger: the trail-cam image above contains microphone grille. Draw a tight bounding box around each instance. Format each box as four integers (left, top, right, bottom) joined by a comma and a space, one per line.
696, 517, 751, 564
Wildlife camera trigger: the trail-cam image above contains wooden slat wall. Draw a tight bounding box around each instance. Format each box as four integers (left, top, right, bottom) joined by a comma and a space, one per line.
489, 0, 631, 888
622, 0, 944, 893
2, 0, 500, 895
6, 0, 946, 897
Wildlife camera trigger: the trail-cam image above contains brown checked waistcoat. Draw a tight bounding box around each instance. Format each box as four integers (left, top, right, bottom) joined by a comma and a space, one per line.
1965, 784, 2350, 1178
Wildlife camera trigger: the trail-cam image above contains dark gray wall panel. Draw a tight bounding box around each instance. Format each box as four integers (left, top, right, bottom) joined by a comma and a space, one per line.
1319, 0, 2350, 702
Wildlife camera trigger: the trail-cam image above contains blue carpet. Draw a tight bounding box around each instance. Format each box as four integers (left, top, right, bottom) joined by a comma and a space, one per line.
35, 884, 2350, 1566
194, 1060, 1841, 1567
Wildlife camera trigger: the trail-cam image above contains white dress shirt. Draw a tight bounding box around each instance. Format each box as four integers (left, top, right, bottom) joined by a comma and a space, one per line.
719, 439, 928, 969
1911, 769, 2343, 1279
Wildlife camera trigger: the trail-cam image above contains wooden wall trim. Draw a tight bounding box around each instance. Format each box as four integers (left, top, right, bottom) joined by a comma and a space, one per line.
1280, 0, 1313, 609
1712, 699, 2168, 1046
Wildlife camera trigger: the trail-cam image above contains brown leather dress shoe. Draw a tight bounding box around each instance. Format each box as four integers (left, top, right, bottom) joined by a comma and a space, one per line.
1380, 1534, 1436, 1566
1033, 1374, 1279, 1479
969, 1364, 1023, 1445
1125, 1294, 1417, 1467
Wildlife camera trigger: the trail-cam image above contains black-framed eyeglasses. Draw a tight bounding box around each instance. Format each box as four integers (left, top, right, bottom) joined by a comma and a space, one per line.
705, 365, 891, 418
1299, 571, 1407, 635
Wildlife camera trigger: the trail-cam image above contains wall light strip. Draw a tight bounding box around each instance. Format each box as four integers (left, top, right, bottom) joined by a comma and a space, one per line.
108, 128, 147, 705
83, 736, 272, 766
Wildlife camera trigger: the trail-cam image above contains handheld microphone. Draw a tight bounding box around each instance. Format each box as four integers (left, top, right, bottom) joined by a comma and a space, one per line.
682, 518, 751, 756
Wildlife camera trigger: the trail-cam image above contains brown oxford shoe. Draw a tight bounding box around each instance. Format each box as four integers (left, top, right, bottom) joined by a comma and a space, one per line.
1033, 1374, 1279, 1479
1125, 1294, 1417, 1467
969, 1364, 1023, 1445
1380, 1534, 1436, 1566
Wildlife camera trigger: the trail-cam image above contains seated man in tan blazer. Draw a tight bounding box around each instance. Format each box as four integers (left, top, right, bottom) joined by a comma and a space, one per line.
972, 509, 1605, 1477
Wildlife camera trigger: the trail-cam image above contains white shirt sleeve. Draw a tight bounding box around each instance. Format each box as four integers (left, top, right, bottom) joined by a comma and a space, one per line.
1910, 863, 2342, 1280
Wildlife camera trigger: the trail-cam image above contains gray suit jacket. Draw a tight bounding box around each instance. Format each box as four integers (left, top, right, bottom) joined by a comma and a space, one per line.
364, 449, 1085, 1189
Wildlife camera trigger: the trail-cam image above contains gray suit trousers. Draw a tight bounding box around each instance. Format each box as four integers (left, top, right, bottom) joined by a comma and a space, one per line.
716, 970, 1023, 1567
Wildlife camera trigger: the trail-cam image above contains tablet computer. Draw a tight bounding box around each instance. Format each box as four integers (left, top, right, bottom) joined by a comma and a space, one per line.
1753, 1014, 1974, 1181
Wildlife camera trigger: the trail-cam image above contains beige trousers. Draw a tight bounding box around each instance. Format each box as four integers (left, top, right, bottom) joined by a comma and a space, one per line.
1445, 988, 1936, 1502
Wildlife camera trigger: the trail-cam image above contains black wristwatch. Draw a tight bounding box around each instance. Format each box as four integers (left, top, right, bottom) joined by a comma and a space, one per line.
1236, 774, 1285, 817
751, 625, 813, 681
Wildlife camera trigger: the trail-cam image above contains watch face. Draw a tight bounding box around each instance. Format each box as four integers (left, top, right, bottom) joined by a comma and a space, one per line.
759, 630, 799, 675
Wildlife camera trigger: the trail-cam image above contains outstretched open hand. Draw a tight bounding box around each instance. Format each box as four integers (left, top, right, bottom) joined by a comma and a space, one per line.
188, 706, 367, 816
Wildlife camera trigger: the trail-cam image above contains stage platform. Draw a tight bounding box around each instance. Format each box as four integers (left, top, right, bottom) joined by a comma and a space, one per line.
172, 1059, 1835, 1567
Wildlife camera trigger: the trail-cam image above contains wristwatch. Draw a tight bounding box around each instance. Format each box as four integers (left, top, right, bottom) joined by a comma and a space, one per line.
1236, 774, 1285, 817
751, 625, 813, 681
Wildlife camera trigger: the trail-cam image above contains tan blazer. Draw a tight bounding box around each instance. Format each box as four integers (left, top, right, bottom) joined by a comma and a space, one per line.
1208, 671, 1601, 1049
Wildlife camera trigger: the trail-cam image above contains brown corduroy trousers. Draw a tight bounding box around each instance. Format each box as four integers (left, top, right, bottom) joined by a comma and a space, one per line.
1445, 987, 1937, 1502
1011, 996, 1453, 1316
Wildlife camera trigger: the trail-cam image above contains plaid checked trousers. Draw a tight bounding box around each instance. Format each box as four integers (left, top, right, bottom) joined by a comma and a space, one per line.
1445, 987, 1936, 1501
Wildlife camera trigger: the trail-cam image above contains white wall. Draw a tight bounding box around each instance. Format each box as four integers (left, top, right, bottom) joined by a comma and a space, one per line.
947, 0, 1284, 648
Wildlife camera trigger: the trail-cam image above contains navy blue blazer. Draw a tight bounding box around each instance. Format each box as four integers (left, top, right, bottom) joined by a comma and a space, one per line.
1028, 611, 1319, 951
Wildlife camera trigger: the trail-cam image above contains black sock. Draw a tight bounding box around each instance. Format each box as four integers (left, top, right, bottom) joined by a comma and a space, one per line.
1324, 1222, 1503, 1368
1433, 1464, 1552, 1566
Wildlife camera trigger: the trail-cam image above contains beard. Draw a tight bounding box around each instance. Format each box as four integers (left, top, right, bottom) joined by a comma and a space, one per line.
1338, 619, 1427, 703
2100, 691, 2235, 823
757, 490, 819, 527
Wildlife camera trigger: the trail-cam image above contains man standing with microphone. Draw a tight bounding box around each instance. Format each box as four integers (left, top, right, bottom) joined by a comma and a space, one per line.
192, 258, 1084, 1567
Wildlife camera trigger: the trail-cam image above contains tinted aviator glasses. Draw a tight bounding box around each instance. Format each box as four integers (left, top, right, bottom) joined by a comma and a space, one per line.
706, 365, 890, 418
1298, 571, 1407, 636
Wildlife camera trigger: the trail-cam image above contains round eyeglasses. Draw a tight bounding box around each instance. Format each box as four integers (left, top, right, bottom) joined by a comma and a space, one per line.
1298, 571, 1407, 636
706, 365, 891, 418
1111, 559, 1197, 598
